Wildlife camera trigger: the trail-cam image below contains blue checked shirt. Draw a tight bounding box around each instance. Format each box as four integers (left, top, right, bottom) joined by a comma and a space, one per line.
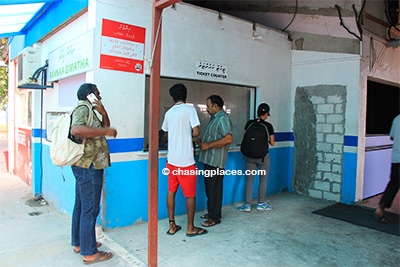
199, 110, 232, 168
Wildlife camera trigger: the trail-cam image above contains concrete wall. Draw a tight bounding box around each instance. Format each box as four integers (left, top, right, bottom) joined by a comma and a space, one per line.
291, 51, 360, 203
293, 85, 346, 202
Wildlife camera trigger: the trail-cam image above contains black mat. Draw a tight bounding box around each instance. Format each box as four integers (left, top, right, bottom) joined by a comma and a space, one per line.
312, 203, 399, 236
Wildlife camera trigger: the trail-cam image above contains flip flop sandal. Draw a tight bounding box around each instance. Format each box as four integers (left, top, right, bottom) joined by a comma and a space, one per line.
186, 228, 208, 237
202, 219, 220, 227
166, 225, 182, 235
83, 251, 113, 265
200, 214, 209, 219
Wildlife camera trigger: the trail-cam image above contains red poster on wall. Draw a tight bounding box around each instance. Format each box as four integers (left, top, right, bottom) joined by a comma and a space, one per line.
100, 19, 146, 73
15, 128, 32, 186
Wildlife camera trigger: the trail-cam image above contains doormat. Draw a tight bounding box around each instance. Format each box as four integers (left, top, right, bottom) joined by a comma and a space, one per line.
312, 203, 399, 236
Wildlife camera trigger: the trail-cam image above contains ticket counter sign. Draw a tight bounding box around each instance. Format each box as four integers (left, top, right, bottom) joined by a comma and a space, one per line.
100, 19, 146, 73
195, 60, 228, 80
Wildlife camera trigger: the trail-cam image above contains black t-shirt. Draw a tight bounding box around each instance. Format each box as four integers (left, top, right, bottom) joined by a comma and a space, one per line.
244, 119, 274, 136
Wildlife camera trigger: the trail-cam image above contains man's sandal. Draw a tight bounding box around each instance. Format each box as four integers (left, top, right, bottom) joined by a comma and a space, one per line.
202, 218, 220, 227
200, 214, 209, 219
166, 219, 182, 235
83, 251, 113, 265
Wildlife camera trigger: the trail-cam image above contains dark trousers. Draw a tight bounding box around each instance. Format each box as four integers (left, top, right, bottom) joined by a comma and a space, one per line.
71, 164, 104, 256
204, 164, 224, 223
379, 163, 400, 208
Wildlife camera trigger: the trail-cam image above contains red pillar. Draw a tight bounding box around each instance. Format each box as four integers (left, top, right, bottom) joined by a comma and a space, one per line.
148, 1, 180, 266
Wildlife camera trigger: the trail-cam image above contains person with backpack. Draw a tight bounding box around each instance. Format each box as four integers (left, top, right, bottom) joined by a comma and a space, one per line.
239, 103, 275, 212
70, 83, 117, 264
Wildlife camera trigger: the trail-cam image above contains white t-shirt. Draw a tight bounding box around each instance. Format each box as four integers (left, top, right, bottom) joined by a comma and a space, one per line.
161, 103, 200, 167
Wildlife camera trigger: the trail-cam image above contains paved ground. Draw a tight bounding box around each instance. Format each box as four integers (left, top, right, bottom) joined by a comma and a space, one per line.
0, 134, 399, 267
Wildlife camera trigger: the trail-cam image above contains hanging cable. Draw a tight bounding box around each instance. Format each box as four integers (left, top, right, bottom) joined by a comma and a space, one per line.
335, 4, 362, 41
282, 0, 298, 32
354, 0, 366, 38
31, 60, 49, 84
144, 12, 163, 69
369, 37, 376, 71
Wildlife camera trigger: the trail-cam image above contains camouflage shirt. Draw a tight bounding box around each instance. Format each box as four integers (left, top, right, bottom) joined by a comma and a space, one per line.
71, 100, 111, 169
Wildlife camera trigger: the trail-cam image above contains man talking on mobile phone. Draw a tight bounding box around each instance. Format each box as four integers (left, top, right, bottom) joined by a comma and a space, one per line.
69, 83, 117, 264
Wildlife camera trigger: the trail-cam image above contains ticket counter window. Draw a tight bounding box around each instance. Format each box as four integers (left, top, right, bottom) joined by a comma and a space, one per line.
144, 77, 255, 150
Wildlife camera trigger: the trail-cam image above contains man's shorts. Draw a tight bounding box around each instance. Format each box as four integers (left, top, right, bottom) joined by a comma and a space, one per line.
166, 162, 197, 198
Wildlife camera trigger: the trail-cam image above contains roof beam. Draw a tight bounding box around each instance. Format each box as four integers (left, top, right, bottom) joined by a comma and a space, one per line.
154, 0, 180, 10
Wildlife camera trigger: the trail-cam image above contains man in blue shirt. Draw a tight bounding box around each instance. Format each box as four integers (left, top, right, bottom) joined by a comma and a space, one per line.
199, 95, 232, 227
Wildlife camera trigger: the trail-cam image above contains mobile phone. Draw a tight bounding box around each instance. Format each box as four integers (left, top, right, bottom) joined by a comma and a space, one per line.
87, 93, 98, 104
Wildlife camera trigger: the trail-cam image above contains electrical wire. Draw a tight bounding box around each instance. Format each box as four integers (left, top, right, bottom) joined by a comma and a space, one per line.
335, 4, 362, 41
282, 0, 298, 32
354, 0, 366, 37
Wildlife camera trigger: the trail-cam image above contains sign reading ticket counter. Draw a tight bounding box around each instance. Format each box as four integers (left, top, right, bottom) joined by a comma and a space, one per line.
195, 60, 228, 81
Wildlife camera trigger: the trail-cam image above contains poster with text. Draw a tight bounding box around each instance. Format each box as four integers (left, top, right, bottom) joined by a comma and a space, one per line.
15, 128, 32, 186
100, 19, 146, 73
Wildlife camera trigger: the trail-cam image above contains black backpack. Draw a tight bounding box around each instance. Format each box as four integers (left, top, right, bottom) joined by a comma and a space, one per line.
240, 120, 269, 159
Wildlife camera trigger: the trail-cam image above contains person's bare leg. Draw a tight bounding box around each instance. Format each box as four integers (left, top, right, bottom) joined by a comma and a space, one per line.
186, 197, 207, 235
186, 197, 196, 232
167, 191, 178, 233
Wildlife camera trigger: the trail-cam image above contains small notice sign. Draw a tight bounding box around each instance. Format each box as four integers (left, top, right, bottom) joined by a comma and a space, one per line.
195, 60, 228, 80
100, 19, 146, 73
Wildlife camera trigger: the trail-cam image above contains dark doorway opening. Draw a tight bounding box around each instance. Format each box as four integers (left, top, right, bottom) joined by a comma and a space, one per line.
366, 80, 399, 135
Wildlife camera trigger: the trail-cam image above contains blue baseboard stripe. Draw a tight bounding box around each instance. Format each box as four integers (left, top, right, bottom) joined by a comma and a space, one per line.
33, 127, 357, 153
107, 138, 144, 153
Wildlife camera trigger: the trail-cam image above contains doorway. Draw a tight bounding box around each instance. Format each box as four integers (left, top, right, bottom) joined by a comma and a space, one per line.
363, 80, 400, 199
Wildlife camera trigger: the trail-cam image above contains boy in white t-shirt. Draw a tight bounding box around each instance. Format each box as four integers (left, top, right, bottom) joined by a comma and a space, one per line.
161, 83, 208, 237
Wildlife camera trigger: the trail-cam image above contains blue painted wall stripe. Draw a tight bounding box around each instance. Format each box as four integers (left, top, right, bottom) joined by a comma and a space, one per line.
32, 127, 358, 152
344, 135, 358, 146
275, 132, 294, 142
32, 128, 43, 138
341, 152, 357, 204
107, 138, 144, 153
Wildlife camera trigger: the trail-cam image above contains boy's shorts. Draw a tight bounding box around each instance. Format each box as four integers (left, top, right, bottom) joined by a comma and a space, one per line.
166, 162, 197, 198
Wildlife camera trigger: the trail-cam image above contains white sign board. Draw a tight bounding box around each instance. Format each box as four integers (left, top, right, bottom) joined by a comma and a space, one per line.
48, 30, 94, 82
195, 60, 228, 80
